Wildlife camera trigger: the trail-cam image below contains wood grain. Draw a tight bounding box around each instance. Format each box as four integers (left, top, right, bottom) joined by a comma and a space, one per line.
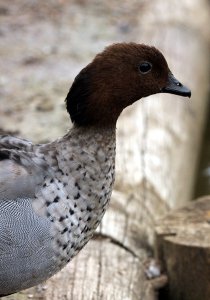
155, 197, 210, 300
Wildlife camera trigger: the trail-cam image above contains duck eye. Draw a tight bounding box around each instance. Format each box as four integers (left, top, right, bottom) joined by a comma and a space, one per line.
139, 62, 152, 74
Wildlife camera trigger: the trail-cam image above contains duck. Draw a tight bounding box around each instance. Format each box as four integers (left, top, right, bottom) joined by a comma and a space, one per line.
0, 42, 191, 296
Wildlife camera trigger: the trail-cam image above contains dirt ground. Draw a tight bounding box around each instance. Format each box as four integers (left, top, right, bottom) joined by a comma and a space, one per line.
0, 0, 149, 143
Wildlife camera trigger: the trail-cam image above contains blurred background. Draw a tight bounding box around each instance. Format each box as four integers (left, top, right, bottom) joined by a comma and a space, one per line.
0, 0, 209, 204
0, 1, 210, 299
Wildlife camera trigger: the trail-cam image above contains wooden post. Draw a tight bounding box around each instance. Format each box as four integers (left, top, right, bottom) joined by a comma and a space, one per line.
155, 197, 210, 300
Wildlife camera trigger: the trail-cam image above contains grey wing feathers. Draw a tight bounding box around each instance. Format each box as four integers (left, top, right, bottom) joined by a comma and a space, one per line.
0, 136, 51, 200
0, 135, 34, 151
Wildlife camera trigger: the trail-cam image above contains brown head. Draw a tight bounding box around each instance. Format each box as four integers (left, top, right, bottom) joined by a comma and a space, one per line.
66, 43, 191, 127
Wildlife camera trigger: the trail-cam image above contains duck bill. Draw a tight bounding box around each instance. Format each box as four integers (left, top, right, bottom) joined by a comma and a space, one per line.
161, 73, 191, 98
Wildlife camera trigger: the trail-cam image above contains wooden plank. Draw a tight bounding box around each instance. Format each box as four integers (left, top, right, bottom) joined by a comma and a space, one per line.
155, 197, 210, 300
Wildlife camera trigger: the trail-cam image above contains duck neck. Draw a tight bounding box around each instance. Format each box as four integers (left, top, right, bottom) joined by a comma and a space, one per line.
65, 124, 116, 151
62, 124, 117, 210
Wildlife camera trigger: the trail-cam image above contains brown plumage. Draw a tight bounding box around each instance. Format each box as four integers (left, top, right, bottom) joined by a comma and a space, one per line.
66, 43, 172, 127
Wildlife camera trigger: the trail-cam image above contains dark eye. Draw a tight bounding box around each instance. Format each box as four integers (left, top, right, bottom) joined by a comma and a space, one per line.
138, 62, 152, 74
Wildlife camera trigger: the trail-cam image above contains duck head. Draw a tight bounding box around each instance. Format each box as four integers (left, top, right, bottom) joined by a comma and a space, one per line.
66, 43, 191, 127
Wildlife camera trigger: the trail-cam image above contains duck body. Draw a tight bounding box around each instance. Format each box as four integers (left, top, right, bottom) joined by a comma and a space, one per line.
0, 43, 191, 296
0, 127, 115, 295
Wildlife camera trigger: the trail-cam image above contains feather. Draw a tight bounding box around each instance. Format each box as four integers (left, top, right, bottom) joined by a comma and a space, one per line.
0, 136, 52, 200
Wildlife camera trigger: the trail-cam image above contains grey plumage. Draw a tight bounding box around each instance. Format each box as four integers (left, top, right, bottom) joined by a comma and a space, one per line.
0, 128, 116, 296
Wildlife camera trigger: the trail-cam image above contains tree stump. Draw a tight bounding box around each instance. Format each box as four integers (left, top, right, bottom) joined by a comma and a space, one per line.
155, 197, 210, 300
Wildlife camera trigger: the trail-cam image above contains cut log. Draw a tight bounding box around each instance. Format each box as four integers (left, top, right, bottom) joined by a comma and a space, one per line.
155, 196, 210, 300
1, 0, 210, 299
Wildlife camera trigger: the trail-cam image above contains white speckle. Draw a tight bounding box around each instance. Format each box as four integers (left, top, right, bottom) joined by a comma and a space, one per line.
145, 259, 161, 279
97, 149, 106, 162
